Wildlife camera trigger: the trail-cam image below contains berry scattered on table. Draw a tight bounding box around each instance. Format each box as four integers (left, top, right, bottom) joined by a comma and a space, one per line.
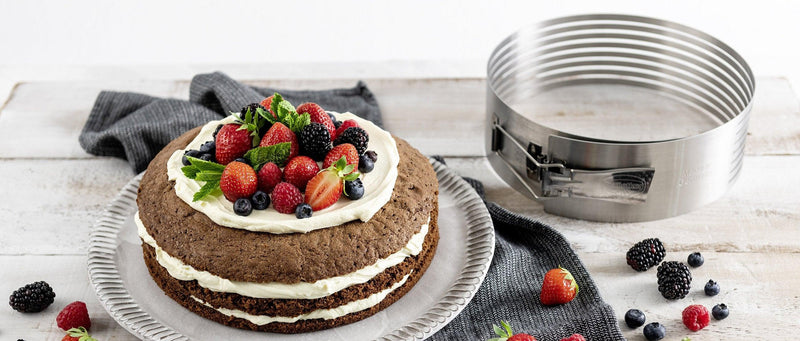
365, 150, 378, 163
643, 322, 666, 340
61, 327, 97, 341
626, 238, 666, 272
251, 191, 270, 210
284, 156, 320, 190
233, 198, 253, 216
712, 303, 729, 320
540, 267, 579, 305
219, 161, 258, 202
298, 122, 333, 161
182, 149, 203, 166
334, 126, 369, 155
559, 334, 586, 341
687, 252, 704, 267
271, 182, 304, 214
8, 281, 55, 313
704, 279, 720, 296
682, 304, 710, 332
657, 261, 692, 299
490, 320, 537, 341
359, 154, 375, 173
333, 119, 359, 140
295, 203, 313, 219
323, 143, 359, 170
344, 178, 365, 200
297, 102, 335, 138
624, 308, 646, 328
260, 122, 300, 159
56, 301, 91, 331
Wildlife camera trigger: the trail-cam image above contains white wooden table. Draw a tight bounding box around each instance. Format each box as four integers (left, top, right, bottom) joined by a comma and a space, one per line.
1, 72, 798, 340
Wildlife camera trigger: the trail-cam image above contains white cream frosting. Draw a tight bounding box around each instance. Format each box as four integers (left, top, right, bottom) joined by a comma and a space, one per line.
136, 212, 429, 299
165, 112, 400, 234
189, 272, 410, 325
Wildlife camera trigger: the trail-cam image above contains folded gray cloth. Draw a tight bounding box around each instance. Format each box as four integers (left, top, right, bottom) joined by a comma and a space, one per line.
79, 71, 381, 173
79, 73, 622, 340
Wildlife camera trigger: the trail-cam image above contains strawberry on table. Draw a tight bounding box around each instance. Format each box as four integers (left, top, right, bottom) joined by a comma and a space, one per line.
260, 122, 299, 159
559, 334, 587, 341
297, 102, 335, 139
489, 320, 536, 341
540, 267, 579, 305
305, 156, 360, 211
219, 161, 258, 202
56, 301, 91, 331
283, 156, 320, 190
62, 327, 97, 341
323, 143, 359, 171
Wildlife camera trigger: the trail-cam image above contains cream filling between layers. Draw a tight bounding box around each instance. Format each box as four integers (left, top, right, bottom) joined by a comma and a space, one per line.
165, 112, 400, 234
190, 273, 411, 325
135, 212, 430, 299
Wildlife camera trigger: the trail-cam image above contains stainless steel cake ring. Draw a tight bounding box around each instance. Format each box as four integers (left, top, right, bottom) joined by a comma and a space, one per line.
485, 14, 755, 222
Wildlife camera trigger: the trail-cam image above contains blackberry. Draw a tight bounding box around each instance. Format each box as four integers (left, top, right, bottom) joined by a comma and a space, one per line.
9, 281, 55, 313
626, 238, 666, 271
240, 103, 266, 117
704, 279, 720, 296
624, 308, 646, 328
657, 261, 692, 299
334, 127, 369, 155
687, 252, 704, 267
299, 123, 332, 161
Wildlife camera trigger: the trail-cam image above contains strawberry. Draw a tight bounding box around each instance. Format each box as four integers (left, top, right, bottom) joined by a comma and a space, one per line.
62, 327, 97, 341
283, 156, 320, 190
333, 119, 359, 141
260, 95, 277, 118
260, 122, 299, 159
682, 304, 710, 332
297, 102, 335, 139
491, 320, 536, 341
219, 161, 258, 202
257, 162, 282, 193
540, 267, 579, 305
271, 182, 304, 214
56, 301, 91, 331
559, 334, 586, 341
323, 143, 358, 171
305, 156, 360, 211
215, 124, 252, 165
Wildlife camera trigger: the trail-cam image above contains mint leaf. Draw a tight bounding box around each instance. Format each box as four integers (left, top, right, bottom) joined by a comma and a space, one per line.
294, 112, 311, 131
195, 171, 223, 182
257, 106, 276, 124
343, 172, 360, 181
193, 180, 220, 202
244, 142, 291, 168
182, 165, 200, 179
187, 156, 226, 172
269, 93, 283, 119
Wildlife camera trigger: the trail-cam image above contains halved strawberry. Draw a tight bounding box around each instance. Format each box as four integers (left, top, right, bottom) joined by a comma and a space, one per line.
260, 122, 299, 159
283, 156, 320, 190
304, 157, 360, 211
297, 102, 335, 139
219, 161, 258, 202
333, 119, 358, 141
323, 143, 358, 171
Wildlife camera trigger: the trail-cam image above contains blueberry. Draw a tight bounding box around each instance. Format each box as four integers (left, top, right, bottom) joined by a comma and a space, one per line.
712, 303, 729, 320
234, 157, 249, 165
327, 112, 338, 124
365, 150, 378, 163
624, 308, 646, 328
182, 150, 203, 165
233, 198, 253, 216
251, 191, 270, 210
643, 322, 666, 340
295, 203, 313, 219
358, 154, 374, 173
213, 124, 223, 138
199, 140, 216, 153
334, 120, 342, 129
687, 252, 704, 267
199, 153, 213, 162
704, 279, 720, 296
344, 178, 365, 200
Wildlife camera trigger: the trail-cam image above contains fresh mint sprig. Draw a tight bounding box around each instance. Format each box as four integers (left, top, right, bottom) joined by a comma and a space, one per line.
181, 156, 225, 201
230, 106, 266, 147
257, 93, 310, 133
244, 142, 291, 170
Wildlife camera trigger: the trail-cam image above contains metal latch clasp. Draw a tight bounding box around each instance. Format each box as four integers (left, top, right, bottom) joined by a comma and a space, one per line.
492, 119, 655, 204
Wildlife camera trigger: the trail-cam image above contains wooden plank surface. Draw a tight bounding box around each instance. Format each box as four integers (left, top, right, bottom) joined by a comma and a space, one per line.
0, 76, 798, 341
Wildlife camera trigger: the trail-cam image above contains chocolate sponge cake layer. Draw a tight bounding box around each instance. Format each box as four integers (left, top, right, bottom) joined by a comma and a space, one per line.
137, 126, 439, 284
141, 207, 439, 333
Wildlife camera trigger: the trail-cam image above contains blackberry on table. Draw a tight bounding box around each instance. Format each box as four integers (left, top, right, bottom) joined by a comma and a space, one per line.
334, 127, 369, 155
9, 281, 55, 313
626, 238, 666, 271
299, 123, 332, 161
657, 261, 692, 300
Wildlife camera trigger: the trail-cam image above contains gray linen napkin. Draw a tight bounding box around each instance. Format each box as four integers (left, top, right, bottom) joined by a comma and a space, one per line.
78, 72, 623, 340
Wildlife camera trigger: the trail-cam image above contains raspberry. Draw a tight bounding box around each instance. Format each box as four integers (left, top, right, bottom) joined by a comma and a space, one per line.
334, 127, 369, 155
682, 304, 710, 331
9, 281, 55, 313
298, 122, 332, 161
56, 301, 91, 331
559, 334, 586, 341
626, 238, 666, 271
657, 261, 692, 299
271, 182, 304, 214
257, 162, 282, 193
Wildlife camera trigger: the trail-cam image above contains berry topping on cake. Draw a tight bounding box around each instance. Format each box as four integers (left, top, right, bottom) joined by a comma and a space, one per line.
712, 303, 729, 320
62, 327, 97, 341
359, 153, 375, 173
271, 182, 304, 214
344, 178, 364, 200
540, 267, 579, 305
56, 301, 91, 330
256, 162, 283, 193
215, 108, 266, 165
260, 122, 299, 159
299, 122, 333, 161
260, 96, 276, 118
657, 261, 692, 299
626, 238, 666, 272
625, 308, 646, 328
8, 281, 55, 313
323, 143, 359, 171
199, 140, 216, 154
295, 203, 313, 219
334, 126, 369, 155
305, 157, 360, 211
681, 304, 710, 331
251, 191, 270, 210
182, 150, 202, 166
219, 161, 258, 202
284, 156, 320, 190
333, 119, 359, 140
364, 150, 378, 163
297, 102, 335, 138
687, 252, 704, 267
233, 198, 253, 216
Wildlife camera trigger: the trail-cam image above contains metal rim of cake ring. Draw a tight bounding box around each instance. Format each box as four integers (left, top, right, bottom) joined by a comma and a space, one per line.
486, 14, 755, 222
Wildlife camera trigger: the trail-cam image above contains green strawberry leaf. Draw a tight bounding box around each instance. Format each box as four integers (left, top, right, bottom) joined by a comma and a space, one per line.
501, 321, 513, 337
487, 338, 507, 341
193, 180, 220, 202
244, 142, 291, 169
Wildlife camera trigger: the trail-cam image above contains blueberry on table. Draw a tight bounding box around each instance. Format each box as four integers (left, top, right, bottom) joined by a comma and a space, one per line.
643, 322, 666, 340
234, 198, 253, 216
251, 191, 270, 210
296, 203, 313, 219
358, 154, 374, 173
704, 279, 720, 296
712, 303, 729, 320
688, 252, 704, 267
624, 308, 646, 328
344, 178, 365, 200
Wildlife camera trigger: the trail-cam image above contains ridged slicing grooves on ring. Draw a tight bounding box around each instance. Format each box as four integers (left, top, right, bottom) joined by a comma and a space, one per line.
88, 159, 495, 341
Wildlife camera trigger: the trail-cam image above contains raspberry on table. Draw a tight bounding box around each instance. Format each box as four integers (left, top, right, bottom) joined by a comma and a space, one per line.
682, 304, 710, 331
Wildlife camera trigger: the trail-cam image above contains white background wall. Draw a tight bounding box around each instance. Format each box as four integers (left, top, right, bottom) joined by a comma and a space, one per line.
1, 0, 798, 96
